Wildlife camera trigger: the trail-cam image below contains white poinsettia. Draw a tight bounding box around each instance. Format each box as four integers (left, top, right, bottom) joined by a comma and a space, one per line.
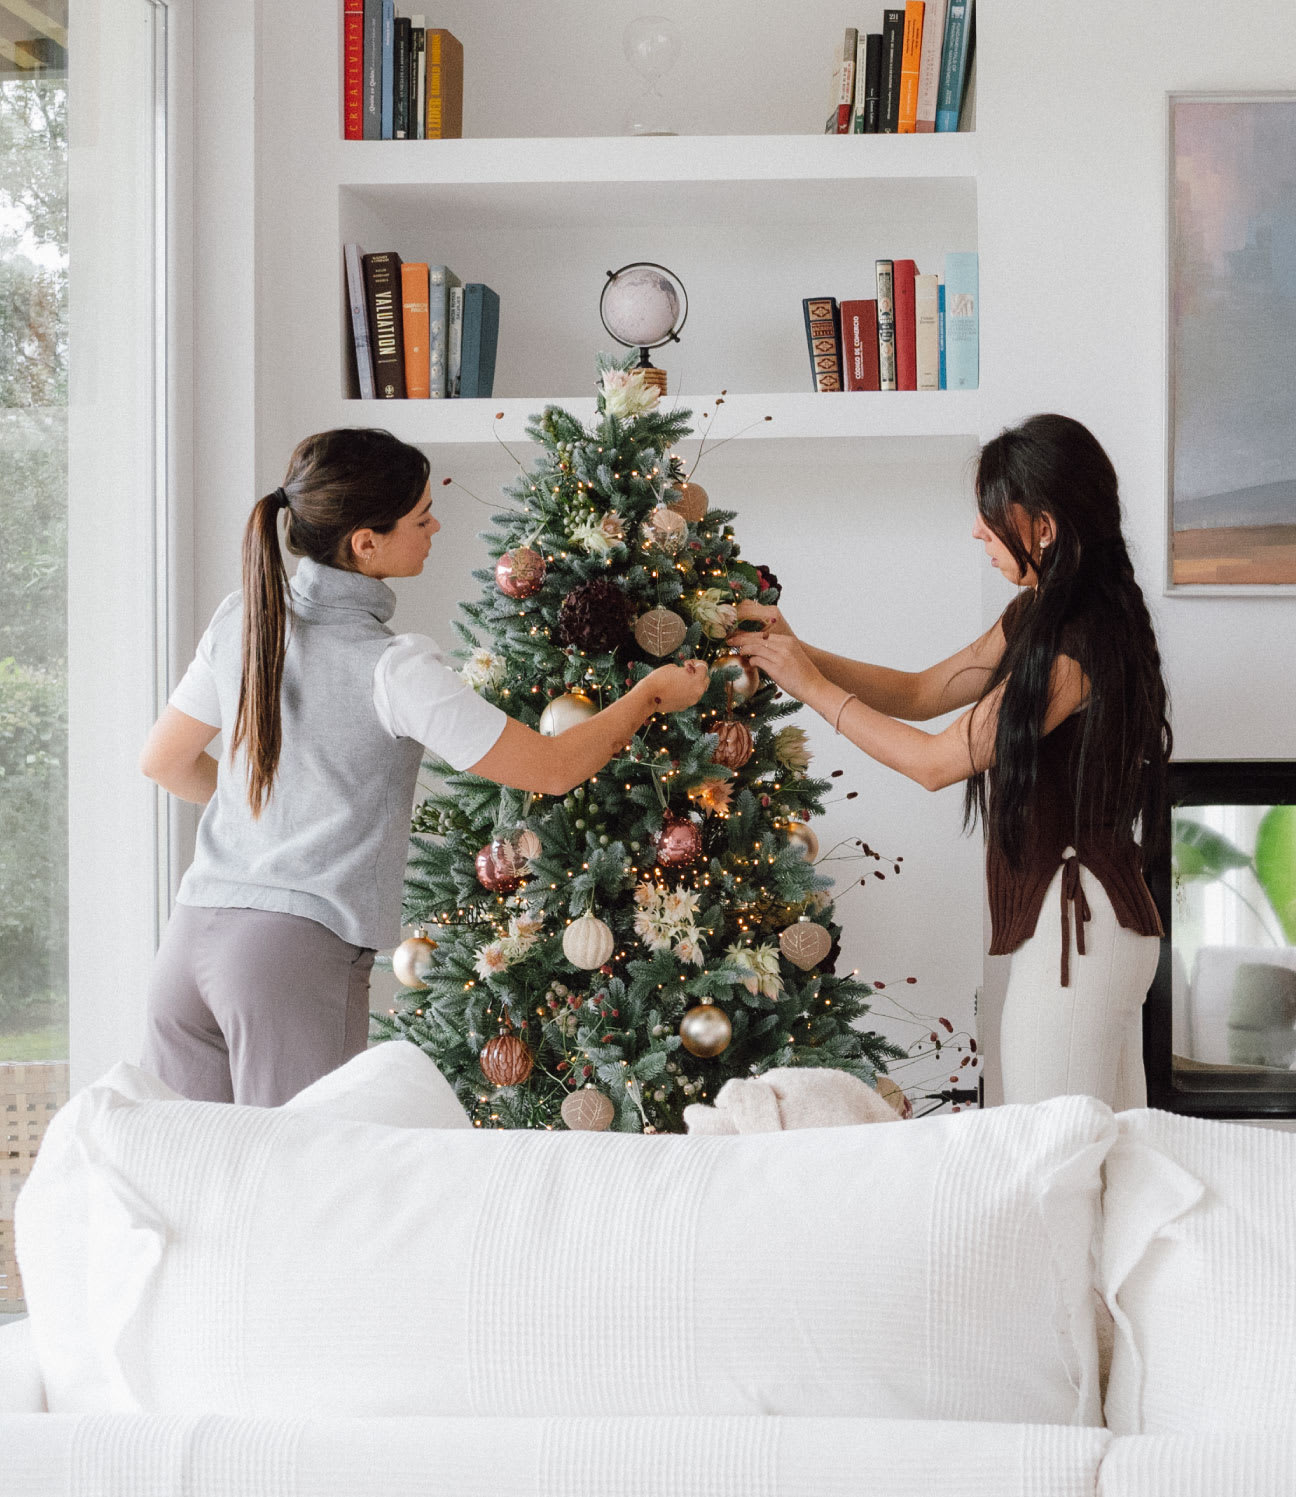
675, 933, 706, 967
726, 941, 784, 1000
568, 514, 623, 557
473, 941, 510, 980
460, 647, 505, 691
600, 367, 660, 419
774, 726, 813, 772
634, 881, 708, 963
688, 588, 740, 639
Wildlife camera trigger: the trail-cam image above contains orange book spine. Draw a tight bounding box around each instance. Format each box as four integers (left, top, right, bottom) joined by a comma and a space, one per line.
424, 30, 464, 139
401, 263, 431, 399
898, 1, 925, 134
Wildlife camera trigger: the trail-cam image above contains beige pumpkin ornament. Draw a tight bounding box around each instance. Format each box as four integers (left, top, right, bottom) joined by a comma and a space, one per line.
634, 606, 688, 657
562, 911, 615, 970
561, 1086, 616, 1131
778, 916, 833, 972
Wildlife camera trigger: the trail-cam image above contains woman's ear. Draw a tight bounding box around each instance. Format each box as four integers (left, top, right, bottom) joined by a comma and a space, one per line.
1036, 513, 1057, 551
349, 527, 377, 564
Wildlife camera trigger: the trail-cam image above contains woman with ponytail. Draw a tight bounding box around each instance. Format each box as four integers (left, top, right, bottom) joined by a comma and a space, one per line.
138, 428, 707, 1105
731, 414, 1171, 1108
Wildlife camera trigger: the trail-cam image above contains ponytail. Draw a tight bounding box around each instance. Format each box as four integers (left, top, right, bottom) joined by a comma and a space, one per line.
231, 488, 291, 817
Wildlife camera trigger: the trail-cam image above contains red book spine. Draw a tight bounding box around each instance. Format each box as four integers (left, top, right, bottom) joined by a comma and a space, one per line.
840, 299, 881, 391
343, 0, 365, 140
893, 258, 918, 391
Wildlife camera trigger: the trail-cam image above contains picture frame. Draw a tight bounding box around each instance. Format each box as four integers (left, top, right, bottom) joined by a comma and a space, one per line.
1165, 93, 1296, 594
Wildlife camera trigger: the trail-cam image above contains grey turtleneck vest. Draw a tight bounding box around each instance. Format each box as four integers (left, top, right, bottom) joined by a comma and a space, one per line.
177, 558, 424, 949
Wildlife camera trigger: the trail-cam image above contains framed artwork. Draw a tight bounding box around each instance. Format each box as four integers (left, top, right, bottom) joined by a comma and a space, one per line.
1167, 94, 1296, 591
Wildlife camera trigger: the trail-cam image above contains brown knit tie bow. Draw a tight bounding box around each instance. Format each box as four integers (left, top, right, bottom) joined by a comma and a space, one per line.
1059, 854, 1091, 988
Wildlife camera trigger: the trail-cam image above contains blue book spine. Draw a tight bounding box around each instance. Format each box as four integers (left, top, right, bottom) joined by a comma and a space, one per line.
937, 283, 947, 390
460, 284, 500, 399
935, 0, 973, 132
380, 0, 394, 140
943, 253, 978, 391
362, 0, 382, 139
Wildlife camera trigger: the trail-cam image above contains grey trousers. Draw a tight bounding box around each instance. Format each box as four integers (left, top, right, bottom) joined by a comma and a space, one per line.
141, 903, 376, 1107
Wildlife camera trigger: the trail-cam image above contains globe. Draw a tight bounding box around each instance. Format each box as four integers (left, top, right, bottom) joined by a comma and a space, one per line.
601, 266, 682, 348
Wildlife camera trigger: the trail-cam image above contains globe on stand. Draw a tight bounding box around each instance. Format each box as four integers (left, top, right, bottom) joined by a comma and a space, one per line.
600, 262, 688, 397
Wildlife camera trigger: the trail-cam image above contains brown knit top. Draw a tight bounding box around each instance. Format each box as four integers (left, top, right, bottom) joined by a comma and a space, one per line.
985, 594, 1162, 984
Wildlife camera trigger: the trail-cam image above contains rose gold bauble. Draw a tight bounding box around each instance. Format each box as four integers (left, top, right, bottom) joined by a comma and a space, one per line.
666, 481, 708, 523
653, 811, 703, 868
679, 1001, 732, 1058
538, 691, 598, 736
479, 1030, 534, 1087
495, 546, 546, 599
640, 506, 687, 554
778, 916, 833, 972
711, 719, 754, 770
720, 650, 761, 704
392, 929, 437, 988
634, 606, 688, 658
475, 838, 524, 894
561, 1086, 615, 1132
782, 821, 820, 861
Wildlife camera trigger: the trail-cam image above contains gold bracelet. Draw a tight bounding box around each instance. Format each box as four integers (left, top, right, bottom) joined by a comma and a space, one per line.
832, 692, 858, 734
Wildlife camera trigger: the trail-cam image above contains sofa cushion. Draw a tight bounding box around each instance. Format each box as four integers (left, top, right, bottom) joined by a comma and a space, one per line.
16, 1089, 1114, 1422
0, 1415, 1113, 1497
1097, 1430, 1296, 1497
1100, 1108, 1296, 1435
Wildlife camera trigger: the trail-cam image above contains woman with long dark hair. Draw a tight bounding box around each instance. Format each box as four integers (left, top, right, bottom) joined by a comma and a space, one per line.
732, 413, 1171, 1107
139, 428, 707, 1106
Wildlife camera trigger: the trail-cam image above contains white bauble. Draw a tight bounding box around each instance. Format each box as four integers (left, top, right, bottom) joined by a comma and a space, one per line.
562, 912, 615, 970
602, 267, 681, 346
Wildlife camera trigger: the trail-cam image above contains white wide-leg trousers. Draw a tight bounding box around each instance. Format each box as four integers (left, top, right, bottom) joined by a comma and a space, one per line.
999, 857, 1160, 1110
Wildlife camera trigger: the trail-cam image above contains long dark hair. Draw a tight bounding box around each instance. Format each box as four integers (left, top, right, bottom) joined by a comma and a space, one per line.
963, 414, 1172, 868
231, 427, 431, 816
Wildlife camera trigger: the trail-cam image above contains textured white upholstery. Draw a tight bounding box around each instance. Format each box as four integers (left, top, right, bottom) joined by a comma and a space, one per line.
0, 1319, 45, 1413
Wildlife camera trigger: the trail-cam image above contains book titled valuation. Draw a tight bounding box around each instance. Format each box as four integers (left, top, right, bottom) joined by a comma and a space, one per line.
363, 251, 406, 398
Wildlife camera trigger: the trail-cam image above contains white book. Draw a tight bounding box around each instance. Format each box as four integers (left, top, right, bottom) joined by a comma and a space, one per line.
344, 242, 376, 399
915, 273, 941, 390
915, 0, 950, 133
447, 284, 464, 398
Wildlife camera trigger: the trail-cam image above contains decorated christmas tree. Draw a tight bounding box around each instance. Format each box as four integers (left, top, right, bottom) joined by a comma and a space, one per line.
373, 359, 904, 1131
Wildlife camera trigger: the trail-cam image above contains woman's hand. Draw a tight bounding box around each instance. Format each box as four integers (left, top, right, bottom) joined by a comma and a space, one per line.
731, 631, 824, 704
644, 659, 710, 713
732, 600, 793, 638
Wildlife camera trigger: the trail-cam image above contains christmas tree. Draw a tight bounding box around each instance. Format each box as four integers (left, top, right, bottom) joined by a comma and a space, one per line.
373, 359, 904, 1131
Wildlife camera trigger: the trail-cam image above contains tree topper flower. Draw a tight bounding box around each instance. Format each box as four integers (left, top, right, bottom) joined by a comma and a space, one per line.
600, 368, 660, 419
460, 647, 505, 692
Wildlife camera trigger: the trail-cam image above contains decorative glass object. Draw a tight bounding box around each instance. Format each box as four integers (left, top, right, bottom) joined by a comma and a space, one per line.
623, 15, 682, 137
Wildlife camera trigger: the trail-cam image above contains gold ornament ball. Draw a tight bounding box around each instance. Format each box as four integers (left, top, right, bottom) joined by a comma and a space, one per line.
561, 1086, 616, 1132
495, 546, 546, 599
783, 821, 820, 861
539, 691, 598, 736
679, 1001, 732, 1058
392, 930, 437, 988
711, 719, 754, 770
634, 606, 688, 658
562, 911, 616, 970
721, 650, 761, 703
480, 1030, 534, 1087
666, 481, 708, 523
640, 505, 688, 555
778, 916, 833, 972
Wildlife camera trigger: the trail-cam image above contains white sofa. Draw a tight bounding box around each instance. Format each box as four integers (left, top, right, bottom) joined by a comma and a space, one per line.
1, 1044, 1293, 1496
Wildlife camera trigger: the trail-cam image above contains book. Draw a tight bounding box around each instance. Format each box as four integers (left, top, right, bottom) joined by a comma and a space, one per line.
362, 251, 406, 399
401, 262, 431, 398
380, 0, 394, 140
874, 261, 898, 391
343, 0, 365, 140
362, 0, 382, 139
393, 17, 411, 139
447, 284, 464, 397
344, 243, 376, 399
880, 11, 905, 134
914, 0, 949, 132
427, 266, 460, 397
943, 251, 978, 389
897, 2, 925, 134
893, 258, 917, 390
840, 299, 880, 391
915, 273, 940, 390
858, 34, 883, 133
826, 27, 857, 135
937, 283, 947, 388
936, 0, 974, 132
802, 297, 843, 393
851, 32, 868, 133
411, 19, 426, 139
958, 27, 977, 131
425, 29, 464, 139
460, 283, 500, 399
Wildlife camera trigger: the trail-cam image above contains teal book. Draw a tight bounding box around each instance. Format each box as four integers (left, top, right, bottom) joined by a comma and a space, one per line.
938, 282, 947, 390
935, 0, 973, 132
460, 284, 500, 399
943, 252, 978, 390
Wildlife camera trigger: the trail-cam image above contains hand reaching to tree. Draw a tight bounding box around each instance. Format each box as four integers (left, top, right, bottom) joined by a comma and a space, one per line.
645, 659, 710, 712
730, 630, 824, 704
733, 600, 794, 637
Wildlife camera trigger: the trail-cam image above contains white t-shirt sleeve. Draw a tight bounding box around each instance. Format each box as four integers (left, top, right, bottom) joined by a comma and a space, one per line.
374, 633, 508, 771
168, 600, 230, 728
